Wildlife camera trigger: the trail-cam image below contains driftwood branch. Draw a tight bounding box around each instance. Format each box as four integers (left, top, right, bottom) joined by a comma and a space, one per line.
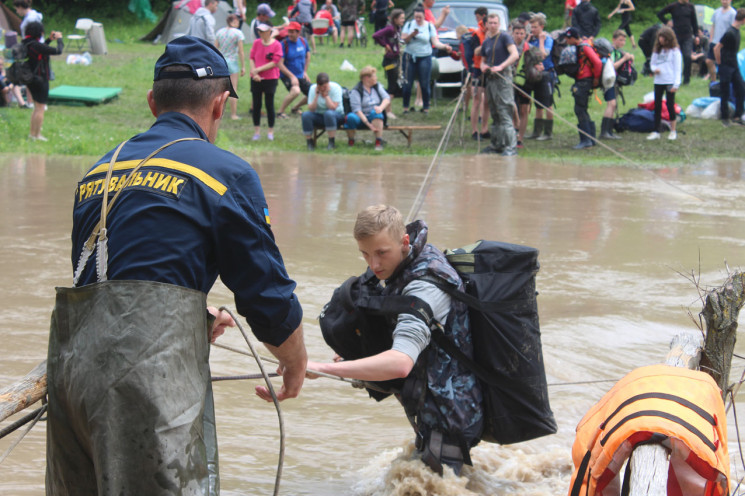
0, 360, 47, 423
629, 333, 703, 495
699, 272, 745, 399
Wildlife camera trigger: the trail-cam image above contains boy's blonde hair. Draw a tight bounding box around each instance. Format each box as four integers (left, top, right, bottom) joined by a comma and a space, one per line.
353, 205, 405, 241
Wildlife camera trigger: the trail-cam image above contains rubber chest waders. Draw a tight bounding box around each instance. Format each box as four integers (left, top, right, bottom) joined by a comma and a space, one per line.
46, 139, 220, 495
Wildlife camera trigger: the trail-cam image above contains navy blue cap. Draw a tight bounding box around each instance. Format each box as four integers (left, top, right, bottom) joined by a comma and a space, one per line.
154, 36, 238, 99
559, 27, 580, 40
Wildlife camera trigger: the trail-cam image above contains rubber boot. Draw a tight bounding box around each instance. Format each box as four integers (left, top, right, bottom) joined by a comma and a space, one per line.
536, 119, 553, 141
600, 117, 621, 140
525, 118, 544, 139
607, 118, 621, 139
572, 121, 593, 149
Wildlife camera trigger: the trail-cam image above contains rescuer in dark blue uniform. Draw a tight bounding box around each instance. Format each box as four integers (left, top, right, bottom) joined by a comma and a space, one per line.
46, 36, 308, 495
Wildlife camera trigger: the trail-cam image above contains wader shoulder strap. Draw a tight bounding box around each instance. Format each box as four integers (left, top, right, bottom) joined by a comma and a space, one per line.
72, 137, 203, 286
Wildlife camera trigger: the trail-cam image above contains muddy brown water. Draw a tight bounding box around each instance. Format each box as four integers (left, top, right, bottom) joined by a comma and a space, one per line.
1, 152, 744, 495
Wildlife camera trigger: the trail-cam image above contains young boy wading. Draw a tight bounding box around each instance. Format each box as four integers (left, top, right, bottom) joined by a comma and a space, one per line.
309, 205, 483, 475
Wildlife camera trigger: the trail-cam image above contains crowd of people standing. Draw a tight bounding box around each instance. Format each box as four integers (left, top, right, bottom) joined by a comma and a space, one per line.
10, 0, 741, 152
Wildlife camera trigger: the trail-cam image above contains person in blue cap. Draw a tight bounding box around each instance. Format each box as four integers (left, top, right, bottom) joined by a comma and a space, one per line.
45, 35, 308, 495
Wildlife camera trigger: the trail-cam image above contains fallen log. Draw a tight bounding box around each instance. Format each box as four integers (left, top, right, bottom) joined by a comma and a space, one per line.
0, 360, 47, 424
629, 270, 744, 495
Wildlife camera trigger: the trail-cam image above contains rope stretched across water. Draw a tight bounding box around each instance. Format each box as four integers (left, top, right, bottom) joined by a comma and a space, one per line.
406, 73, 472, 223
489, 67, 702, 201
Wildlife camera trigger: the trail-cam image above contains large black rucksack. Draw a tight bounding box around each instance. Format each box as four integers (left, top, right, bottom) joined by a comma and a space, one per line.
318, 240, 557, 445
6, 42, 34, 86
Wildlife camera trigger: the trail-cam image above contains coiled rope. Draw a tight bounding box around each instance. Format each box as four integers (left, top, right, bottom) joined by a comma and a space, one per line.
217, 306, 285, 496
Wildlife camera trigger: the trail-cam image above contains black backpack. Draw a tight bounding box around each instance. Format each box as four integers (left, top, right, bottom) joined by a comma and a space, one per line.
615, 57, 638, 86
6, 42, 34, 86
318, 240, 557, 445
342, 82, 388, 126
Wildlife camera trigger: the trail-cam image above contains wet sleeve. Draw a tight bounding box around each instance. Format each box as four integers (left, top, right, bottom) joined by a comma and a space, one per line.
214, 169, 303, 347
391, 280, 451, 362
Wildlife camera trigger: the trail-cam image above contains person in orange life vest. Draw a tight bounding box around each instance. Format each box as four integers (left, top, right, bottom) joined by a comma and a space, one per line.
562, 27, 602, 149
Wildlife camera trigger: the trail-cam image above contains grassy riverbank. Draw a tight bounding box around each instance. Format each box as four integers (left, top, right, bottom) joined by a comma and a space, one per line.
0, 18, 741, 166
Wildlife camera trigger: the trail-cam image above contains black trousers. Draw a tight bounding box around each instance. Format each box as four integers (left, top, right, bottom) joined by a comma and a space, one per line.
251, 78, 278, 127
572, 78, 594, 123
653, 83, 677, 131
719, 64, 745, 120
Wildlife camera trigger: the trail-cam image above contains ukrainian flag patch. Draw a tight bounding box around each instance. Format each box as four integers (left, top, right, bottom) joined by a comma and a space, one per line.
264, 207, 271, 225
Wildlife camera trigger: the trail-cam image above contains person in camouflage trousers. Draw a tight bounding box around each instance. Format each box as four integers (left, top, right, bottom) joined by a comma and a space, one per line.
308, 205, 483, 475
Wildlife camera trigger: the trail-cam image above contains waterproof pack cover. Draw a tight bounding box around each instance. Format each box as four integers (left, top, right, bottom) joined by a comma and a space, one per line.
435, 240, 556, 445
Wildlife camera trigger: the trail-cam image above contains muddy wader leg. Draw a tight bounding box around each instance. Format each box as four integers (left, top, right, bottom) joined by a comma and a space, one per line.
46, 281, 216, 496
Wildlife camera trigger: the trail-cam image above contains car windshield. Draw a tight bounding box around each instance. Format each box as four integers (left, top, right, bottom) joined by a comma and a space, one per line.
431, 5, 507, 32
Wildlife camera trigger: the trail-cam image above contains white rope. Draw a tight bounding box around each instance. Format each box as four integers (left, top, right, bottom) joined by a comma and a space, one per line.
217, 307, 284, 496
492, 69, 702, 201
406, 74, 471, 223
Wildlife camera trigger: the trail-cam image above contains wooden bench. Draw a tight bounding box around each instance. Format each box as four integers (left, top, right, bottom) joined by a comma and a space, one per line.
312, 125, 443, 148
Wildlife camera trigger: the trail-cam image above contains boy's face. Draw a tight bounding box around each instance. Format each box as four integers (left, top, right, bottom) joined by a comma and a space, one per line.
613, 36, 627, 48
357, 230, 409, 281
513, 28, 526, 43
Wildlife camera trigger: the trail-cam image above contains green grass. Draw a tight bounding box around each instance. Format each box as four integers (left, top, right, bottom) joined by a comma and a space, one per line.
0, 18, 740, 166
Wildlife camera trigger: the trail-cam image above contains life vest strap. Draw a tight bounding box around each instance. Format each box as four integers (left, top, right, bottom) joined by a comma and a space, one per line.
600, 392, 716, 430
601, 410, 717, 452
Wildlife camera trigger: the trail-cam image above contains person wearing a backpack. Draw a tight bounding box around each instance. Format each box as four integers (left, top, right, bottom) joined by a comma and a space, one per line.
373, 8, 405, 119
600, 30, 634, 139
713, 8, 745, 127
308, 205, 484, 476
23, 21, 63, 141
277, 22, 312, 118
648, 26, 682, 141
345, 66, 390, 150
562, 27, 602, 149
524, 13, 557, 142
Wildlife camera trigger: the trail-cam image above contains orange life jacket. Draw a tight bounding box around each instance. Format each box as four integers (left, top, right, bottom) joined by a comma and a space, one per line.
472, 22, 487, 70
568, 364, 730, 496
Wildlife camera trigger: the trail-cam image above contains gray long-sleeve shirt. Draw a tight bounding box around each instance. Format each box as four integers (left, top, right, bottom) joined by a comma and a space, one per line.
391, 279, 451, 362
